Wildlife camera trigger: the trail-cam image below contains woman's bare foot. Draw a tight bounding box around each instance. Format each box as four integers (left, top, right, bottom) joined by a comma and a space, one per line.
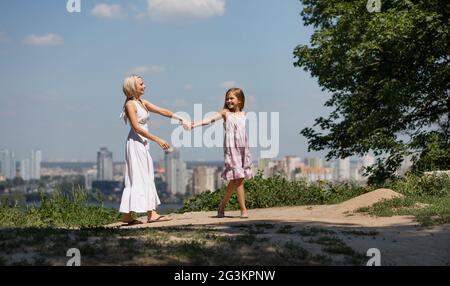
147, 211, 172, 223
121, 213, 133, 223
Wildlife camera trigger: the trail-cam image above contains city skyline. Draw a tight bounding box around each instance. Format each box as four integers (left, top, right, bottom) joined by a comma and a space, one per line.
0, 0, 331, 163
2, 144, 412, 196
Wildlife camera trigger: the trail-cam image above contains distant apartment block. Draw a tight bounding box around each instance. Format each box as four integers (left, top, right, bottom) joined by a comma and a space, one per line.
193, 166, 217, 194
97, 147, 113, 180
0, 149, 16, 179
30, 150, 42, 180
164, 148, 187, 195
20, 158, 30, 181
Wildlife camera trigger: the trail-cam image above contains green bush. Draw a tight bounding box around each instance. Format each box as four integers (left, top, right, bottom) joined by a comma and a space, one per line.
386, 173, 450, 197
358, 173, 450, 226
180, 172, 368, 212
0, 188, 120, 228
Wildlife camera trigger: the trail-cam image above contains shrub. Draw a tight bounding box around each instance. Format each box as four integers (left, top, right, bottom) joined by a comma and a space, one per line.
0, 188, 120, 228
386, 173, 450, 197
180, 172, 367, 212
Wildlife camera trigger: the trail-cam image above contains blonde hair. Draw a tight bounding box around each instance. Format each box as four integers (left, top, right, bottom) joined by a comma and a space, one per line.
123, 74, 143, 100
223, 87, 245, 111
120, 74, 144, 124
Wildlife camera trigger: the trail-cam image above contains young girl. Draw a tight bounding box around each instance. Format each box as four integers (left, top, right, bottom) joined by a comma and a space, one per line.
191, 87, 253, 218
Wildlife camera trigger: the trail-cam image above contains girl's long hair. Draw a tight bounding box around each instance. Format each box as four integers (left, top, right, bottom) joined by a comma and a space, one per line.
223, 87, 245, 111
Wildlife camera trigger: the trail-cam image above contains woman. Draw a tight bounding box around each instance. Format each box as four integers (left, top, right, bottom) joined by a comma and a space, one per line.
119, 75, 188, 225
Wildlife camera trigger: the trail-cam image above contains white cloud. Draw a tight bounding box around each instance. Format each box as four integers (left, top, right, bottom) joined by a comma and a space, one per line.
219, 80, 237, 89
128, 65, 167, 75
23, 33, 64, 46
130, 4, 147, 20
148, 0, 225, 21
183, 84, 193, 91
91, 4, 125, 19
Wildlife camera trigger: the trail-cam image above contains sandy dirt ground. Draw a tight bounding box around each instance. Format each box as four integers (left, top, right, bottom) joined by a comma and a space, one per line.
107, 189, 450, 266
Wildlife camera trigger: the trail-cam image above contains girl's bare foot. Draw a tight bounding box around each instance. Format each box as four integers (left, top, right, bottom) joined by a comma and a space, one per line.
217, 207, 225, 218
240, 210, 249, 219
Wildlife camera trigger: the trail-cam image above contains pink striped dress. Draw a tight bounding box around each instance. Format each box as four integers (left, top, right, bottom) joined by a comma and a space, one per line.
221, 112, 253, 180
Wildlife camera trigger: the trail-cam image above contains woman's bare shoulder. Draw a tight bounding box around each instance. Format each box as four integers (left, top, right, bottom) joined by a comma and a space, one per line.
125, 100, 137, 110
141, 99, 151, 105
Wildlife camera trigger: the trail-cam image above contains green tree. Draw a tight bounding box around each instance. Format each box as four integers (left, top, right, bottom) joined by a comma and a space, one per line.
294, 0, 450, 184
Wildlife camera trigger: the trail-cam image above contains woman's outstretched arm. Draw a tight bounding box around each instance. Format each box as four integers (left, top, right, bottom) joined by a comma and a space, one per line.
125, 102, 170, 150
192, 109, 227, 128
142, 100, 183, 120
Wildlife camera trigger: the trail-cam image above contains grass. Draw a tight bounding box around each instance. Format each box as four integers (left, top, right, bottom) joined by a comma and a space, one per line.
306, 235, 366, 264
296, 227, 336, 236
357, 194, 450, 227
0, 224, 372, 266
341, 230, 379, 236
178, 172, 450, 227
0, 188, 120, 228
0, 173, 448, 265
179, 172, 369, 213
356, 173, 450, 227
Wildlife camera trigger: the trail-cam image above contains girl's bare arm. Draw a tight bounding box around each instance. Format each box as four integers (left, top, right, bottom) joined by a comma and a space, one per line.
192, 109, 227, 128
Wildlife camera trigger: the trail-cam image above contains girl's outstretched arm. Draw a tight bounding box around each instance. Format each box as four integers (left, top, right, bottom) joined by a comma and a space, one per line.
192, 109, 227, 128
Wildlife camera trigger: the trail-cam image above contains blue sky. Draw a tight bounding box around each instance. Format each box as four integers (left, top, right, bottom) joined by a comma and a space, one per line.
0, 0, 331, 162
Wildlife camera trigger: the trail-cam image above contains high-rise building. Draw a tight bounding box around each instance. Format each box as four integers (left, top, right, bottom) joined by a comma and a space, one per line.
354, 154, 376, 182
257, 158, 271, 178
306, 157, 324, 169
85, 169, 97, 190
20, 159, 31, 181
193, 166, 217, 194
362, 154, 375, 169
398, 155, 413, 176
273, 160, 287, 177
30, 150, 42, 180
164, 148, 187, 195
298, 157, 332, 182
97, 147, 113, 180
0, 149, 16, 179
285, 155, 301, 180
335, 158, 350, 181
113, 163, 126, 182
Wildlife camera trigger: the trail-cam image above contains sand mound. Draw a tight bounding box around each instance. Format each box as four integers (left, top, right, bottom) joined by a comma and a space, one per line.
336, 188, 403, 212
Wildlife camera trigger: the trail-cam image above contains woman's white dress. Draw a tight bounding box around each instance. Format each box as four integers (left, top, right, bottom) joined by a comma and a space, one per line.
119, 100, 161, 213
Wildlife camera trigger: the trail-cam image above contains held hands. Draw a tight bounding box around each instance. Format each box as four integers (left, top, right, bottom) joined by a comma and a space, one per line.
189, 121, 198, 130
177, 118, 191, 131
177, 118, 201, 131
181, 119, 191, 131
